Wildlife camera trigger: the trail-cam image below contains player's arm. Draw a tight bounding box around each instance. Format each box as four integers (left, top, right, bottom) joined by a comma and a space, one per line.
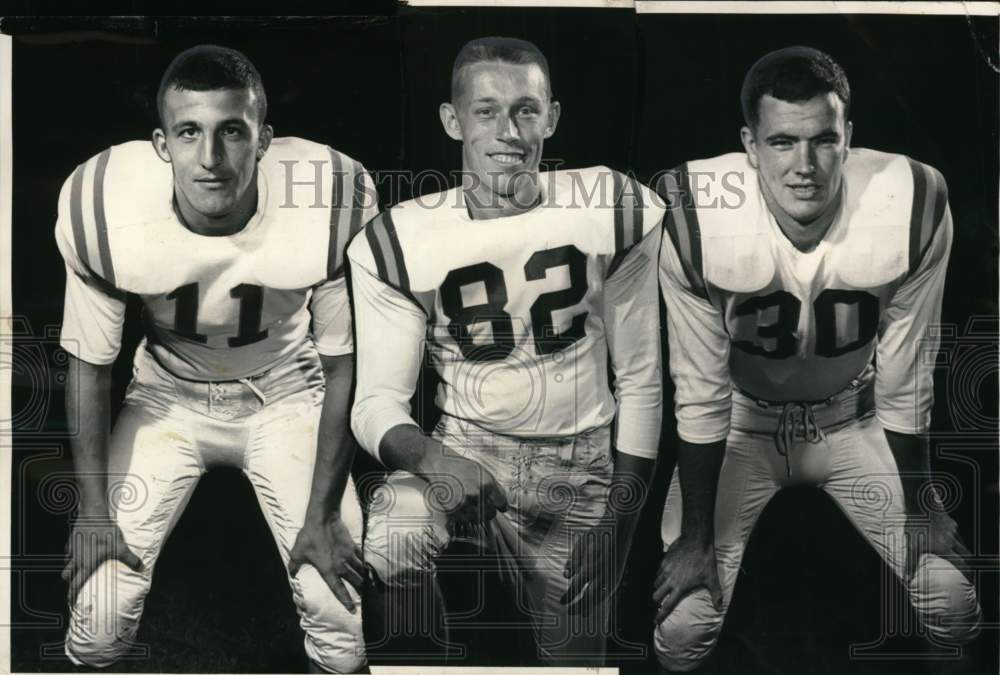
602, 223, 666, 517
653, 206, 733, 623
348, 235, 507, 526
57, 263, 142, 601
289, 275, 367, 612
562, 221, 664, 613
876, 178, 969, 578
66, 356, 114, 516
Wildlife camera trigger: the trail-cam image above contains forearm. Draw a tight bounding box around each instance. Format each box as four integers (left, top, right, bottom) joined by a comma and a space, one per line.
676, 438, 726, 545
66, 355, 113, 515
606, 452, 656, 544
378, 423, 454, 480
885, 429, 933, 514
305, 355, 358, 522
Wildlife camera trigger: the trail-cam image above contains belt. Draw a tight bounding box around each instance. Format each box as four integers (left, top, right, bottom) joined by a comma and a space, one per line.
170, 373, 270, 421
734, 374, 876, 478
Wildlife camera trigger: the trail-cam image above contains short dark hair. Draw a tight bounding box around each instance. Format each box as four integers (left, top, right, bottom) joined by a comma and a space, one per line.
156, 45, 267, 126
740, 46, 850, 129
451, 36, 551, 101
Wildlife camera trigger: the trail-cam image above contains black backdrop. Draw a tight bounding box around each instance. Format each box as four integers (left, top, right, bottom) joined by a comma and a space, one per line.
7, 7, 998, 673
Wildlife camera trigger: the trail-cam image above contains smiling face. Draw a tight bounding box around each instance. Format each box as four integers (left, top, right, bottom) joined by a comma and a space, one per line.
741, 92, 852, 229
152, 86, 272, 234
440, 60, 559, 215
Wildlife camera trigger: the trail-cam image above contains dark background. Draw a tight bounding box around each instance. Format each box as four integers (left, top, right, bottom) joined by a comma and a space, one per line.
7, 7, 998, 674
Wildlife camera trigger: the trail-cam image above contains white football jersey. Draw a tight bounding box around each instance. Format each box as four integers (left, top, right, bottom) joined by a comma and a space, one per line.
350, 167, 665, 461
55, 137, 377, 380
659, 149, 952, 443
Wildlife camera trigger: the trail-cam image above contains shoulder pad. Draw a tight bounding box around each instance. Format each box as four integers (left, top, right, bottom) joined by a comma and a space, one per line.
831, 149, 940, 287
55, 141, 171, 288
354, 207, 435, 314
659, 154, 775, 295
258, 138, 372, 282
546, 166, 664, 271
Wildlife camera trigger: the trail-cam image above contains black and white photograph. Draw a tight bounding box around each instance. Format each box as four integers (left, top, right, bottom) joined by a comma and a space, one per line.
2, 2, 997, 674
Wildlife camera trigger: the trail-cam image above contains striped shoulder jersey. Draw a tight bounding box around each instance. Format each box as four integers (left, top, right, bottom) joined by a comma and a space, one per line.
659, 149, 953, 443
55, 137, 377, 380
349, 166, 666, 460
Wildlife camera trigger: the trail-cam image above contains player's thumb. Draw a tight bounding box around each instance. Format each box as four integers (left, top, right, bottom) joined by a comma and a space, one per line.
288, 556, 302, 578
710, 582, 724, 611
121, 546, 144, 573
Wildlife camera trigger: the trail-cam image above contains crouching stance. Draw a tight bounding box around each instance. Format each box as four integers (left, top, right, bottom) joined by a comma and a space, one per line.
350, 37, 664, 667
57, 46, 376, 672
653, 47, 980, 672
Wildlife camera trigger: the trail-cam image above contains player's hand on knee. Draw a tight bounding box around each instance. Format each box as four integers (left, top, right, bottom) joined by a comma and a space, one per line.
652, 535, 724, 624
904, 510, 974, 583
62, 514, 143, 605
428, 454, 508, 527
290, 515, 366, 614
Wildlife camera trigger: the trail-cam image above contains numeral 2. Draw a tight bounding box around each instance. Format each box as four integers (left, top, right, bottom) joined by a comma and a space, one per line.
440, 245, 589, 362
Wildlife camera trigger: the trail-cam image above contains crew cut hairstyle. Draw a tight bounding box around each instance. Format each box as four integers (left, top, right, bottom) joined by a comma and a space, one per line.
451, 36, 551, 101
156, 44, 268, 126
740, 46, 850, 130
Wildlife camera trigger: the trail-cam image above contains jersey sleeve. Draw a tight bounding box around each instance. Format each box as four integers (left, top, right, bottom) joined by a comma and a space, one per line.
876, 164, 953, 434
325, 155, 380, 280
606, 170, 666, 279
347, 221, 427, 463
309, 276, 353, 356
309, 162, 380, 356
54, 160, 127, 365
604, 224, 663, 459
659, 183, 732, 444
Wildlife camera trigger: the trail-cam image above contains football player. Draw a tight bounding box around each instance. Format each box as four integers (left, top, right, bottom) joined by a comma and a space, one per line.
348, 37, 664, 665
652, 46, 981, 672
57, 45, 375, 673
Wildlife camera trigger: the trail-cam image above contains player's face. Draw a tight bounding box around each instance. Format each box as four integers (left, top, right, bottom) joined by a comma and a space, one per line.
441, 61, 559, 207
742, 93, 852, 227
153, 87, 272, 230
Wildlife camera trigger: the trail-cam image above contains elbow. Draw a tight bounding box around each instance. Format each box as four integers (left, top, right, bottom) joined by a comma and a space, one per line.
616, 376, 664, 410
319, 352, 354, 383
349, 397, 368, 453
350, 393, 390, 461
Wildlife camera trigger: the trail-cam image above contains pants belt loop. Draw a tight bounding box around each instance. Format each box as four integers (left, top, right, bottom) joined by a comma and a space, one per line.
559, 436, 574, 467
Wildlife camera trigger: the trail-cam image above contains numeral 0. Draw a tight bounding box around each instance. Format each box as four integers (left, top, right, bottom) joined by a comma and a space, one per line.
733, 289, 879, 359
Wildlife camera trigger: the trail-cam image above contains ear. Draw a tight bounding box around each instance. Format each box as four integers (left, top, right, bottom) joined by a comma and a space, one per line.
544, 100, 561, 139
844, 120, 853, 155
740, 126, 758, 169
257, 124, 274, 160
439, 102, 463, 141
152, 128, 171, 163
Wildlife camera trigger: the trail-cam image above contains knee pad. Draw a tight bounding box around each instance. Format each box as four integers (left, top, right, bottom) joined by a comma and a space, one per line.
288, 566, 366, 672
653, 588, 724, 673
305, 644, 366, 674
909, 554, 982, 644
365, 483, 448, 588
64, 560, 148, 668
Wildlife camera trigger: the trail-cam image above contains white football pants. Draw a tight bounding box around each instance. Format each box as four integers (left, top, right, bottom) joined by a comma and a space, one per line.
65, 341, 366, 673
654, 371, 981, 672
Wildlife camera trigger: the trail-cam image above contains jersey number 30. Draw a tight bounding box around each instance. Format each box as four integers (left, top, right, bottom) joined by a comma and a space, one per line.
440, 245, 588, 362
733, 289, 879, 359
